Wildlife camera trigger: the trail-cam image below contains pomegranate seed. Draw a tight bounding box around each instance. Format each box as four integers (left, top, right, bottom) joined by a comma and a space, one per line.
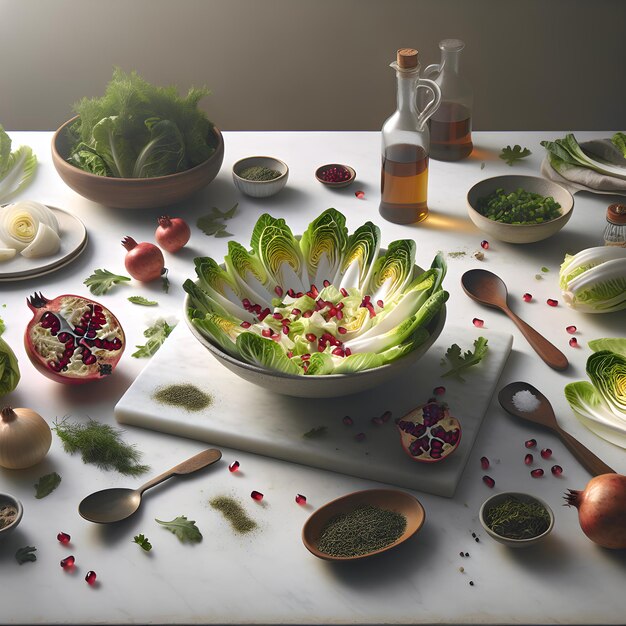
551, 464, 563, 476
523, 293, 532, 302
472, 318, 484, 328
282, 326, 290, 335
547, 298, 558, 307
258, 308, 271, 321
287, 289, 296, 298
60, 555, 75, 568
345, 347, 352, 356
525, 438, 537, 448
433, 386, 446, 396
241, 321, 251, 328
335, 309, 344, 320
309, 284, 319, 297
531, 468, 544, 478
332, 347, 345, 357
342, 415, 353, 426
540, 448, 552, 459
57, 532, 71, 544
340, 288, 348, 297
302, 310, 313, 318
85, 571, 97, 585
480, 456, 490, 470
242, 298, 251, 309
229, 460, 240, 472
272, 312, 282, 320
338, 326, 347, 335
262, 328, 272, 338
381, 410, 392, 422
295, 494, 307, 505
274, 286, 283, 297
281, 318, 291, 325
323, 279, 331, 288
480, 240, 489, 249
569, 337, 578, 347
366, 303, 376, 317
355, 190, 365, 199
354, 432, 366, 442
301, 353, 311, 361
482, 475, 495, 488
376, 299, 384, 308
291, 308, 301, 316
524, 453, 533, 465
566, 325, 577, 334
251, 490, 264, 501
287, 351, 294, 358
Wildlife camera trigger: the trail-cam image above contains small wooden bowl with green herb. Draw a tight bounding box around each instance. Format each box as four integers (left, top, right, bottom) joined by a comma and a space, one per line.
302, 488, 425, 561
479, 491, 554, 548
232, 156, 289, 198
467, 175, 574, 243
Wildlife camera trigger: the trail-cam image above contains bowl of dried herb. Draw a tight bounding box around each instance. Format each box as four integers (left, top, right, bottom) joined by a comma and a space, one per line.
479, 491, 554, 548
232, 156, 289, 198
0, 493, 23, 538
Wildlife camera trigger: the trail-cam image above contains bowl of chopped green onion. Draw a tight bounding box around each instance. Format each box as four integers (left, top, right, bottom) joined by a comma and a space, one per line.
232, 156, 289, 198
479, 491, 554, 548
467, 175, 574, 243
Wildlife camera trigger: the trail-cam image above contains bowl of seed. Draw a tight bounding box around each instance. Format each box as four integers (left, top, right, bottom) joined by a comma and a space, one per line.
479, 491, 554, 548
302, 488, 425, 561
232, 156, 289, 198
0, 493, 23, 538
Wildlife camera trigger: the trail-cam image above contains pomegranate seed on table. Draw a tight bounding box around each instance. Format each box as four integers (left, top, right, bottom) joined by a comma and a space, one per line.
251, 491, 264, 501
295, 494, 307, 505
540, 448, 552, 459
228, 461, 240, 473
547, 298, 558, 307
551, 464, 563, 476
523, 293, 533, 302
525, 438, 537, 448
531, 468, 544, 478
482, 475, 495, 488
85, 571, 97, 585
355, 190, 365, 199
524, 453, 533, 465
472, 318, 484, 328
323, 279, 331, 288
566, 325, 577, 334
480, 240, 489, 249
60, 555, 75, 569
569, 337, 578, 347
57, 532, 71, 544
480, 456, 490, 470
342, 415, 353, 426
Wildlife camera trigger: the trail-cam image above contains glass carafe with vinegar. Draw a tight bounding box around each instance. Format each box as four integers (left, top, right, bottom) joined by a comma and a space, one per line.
379, 48, 441, 225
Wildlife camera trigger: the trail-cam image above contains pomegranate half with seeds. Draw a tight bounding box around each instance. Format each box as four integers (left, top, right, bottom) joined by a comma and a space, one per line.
396, 401, 461, 463
24, 292, 125, 384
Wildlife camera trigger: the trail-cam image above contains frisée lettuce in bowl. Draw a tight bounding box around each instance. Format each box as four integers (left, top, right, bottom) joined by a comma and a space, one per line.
183, 208, 448, 397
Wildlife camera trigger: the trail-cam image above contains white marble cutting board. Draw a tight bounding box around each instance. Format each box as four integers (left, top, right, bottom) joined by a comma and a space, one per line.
115, 323, 512, 497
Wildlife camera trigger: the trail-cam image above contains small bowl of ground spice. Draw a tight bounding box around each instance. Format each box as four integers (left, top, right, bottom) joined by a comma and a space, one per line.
302, 488, 425, 561
315, 163, 356, 188
479, 491, 554, 548
0, 493, 23, 538
232, 156, 289, 198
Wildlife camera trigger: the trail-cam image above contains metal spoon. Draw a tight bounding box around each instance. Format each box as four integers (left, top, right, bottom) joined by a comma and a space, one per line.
498, 381, 614, 476
78, 448, 222, 523
461, 269, 569, 371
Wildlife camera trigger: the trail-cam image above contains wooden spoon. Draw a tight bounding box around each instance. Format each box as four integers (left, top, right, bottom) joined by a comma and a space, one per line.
498, 381, 614, 476
461, 269, 569, 371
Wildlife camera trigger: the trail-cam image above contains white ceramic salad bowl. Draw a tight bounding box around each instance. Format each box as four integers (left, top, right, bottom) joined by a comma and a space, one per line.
184, 209, 448, 398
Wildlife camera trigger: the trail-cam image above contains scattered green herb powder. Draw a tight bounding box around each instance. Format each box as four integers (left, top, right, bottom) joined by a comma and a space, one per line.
447, 251, 467, 259
53, 418, 149, 477
239, 166, 281, 181
0, 502, 18, 529
316, 505, 407, 557
153, 384, 213, 411
485, 496, 550, 539
210, 496, 257, 534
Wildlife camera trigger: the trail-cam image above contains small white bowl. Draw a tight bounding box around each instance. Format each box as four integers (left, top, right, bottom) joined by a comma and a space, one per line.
467, 175, 574, 243
479, 491, 554, 548
232, 156, 289, 198
0, 493, 23, 538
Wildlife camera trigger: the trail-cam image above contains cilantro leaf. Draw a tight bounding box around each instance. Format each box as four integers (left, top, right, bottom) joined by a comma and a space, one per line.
84, 269, 131, 296
34, 472, 62, 499
211, 202, 238, 220
499, 145, 531, 166
132, 319, 176, 358
197, 203, 238, 237
15, 546, 37, 564
441, 337, 489, 381
155, 516, 202, 543
128, 296, 158, 306
133, 533, 152, 551
214, 229, 234, 238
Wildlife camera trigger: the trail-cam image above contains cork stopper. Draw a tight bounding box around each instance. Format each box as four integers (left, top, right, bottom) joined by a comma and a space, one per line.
397, 48, 419, 69
607, 203, 626, 225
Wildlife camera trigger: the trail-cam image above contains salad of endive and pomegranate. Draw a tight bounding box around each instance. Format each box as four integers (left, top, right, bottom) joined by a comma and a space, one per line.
184, 208, 447, 376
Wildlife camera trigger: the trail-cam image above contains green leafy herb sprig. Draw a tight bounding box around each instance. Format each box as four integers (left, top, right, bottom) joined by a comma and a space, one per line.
132, 319, 176, 358
499, 145, 531, 166
441, 337, 489, 381
15, 546, 37, 564
197, 203, 238, 238
34, 472, 62, 499
53, 417, 149, 477
128, 296, 158, 306
84, 269, 131, 295
156, 516, 202, 543
133, 534, 152, 551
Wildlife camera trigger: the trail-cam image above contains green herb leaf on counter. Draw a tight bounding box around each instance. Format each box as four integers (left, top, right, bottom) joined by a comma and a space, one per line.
128, 296, 158, 306
499, 145, 531, 166
303, 426, 327, 439
133, 533, 152, 551
132, 319, 176, 358
541, 266, 550, 273
84, 269, 131, 295
156, 515, 202, 544
34, 472, 62, 499
197, 203, 238, 238
214, 229, 234, 238
441, 337, 489, 381
15, 546, 37, 565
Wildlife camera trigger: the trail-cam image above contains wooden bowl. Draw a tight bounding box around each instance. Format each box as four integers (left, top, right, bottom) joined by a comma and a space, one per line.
315, 163, 356, 188
51, 116, 224, 209
302, 489, 425, 561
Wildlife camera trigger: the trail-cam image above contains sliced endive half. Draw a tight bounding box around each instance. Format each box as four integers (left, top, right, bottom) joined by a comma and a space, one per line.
21, 223, 61, 258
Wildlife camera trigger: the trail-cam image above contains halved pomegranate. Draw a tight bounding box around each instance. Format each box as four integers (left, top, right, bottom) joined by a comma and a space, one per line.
396, 401, 461, 463
24, 292, 125, 384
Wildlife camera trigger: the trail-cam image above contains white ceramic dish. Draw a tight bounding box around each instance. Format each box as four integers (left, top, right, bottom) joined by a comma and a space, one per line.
232, 156, 289, 198
0, 493, 23, 538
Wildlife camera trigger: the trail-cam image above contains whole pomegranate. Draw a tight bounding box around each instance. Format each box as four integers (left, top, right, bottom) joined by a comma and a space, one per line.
24, 292, 125, 384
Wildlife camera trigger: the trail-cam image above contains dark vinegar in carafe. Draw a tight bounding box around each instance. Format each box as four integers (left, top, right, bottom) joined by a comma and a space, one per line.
429, 103, 473, 161
379, 143, 429, 224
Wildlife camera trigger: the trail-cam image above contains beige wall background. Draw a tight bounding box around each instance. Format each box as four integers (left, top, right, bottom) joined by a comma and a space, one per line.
1, 0, 624, 132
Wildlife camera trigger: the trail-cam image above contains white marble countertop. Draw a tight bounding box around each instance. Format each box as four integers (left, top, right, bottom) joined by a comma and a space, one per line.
0, 130, 624, 625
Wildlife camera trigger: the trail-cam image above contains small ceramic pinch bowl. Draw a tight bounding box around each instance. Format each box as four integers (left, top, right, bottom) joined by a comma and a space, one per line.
315, 163, 356, 188
232, 156, 289, 198
467, 175, 574, 243
302, 488, 426, 561
0, 493, 23, 538
479, 491, 554, 548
